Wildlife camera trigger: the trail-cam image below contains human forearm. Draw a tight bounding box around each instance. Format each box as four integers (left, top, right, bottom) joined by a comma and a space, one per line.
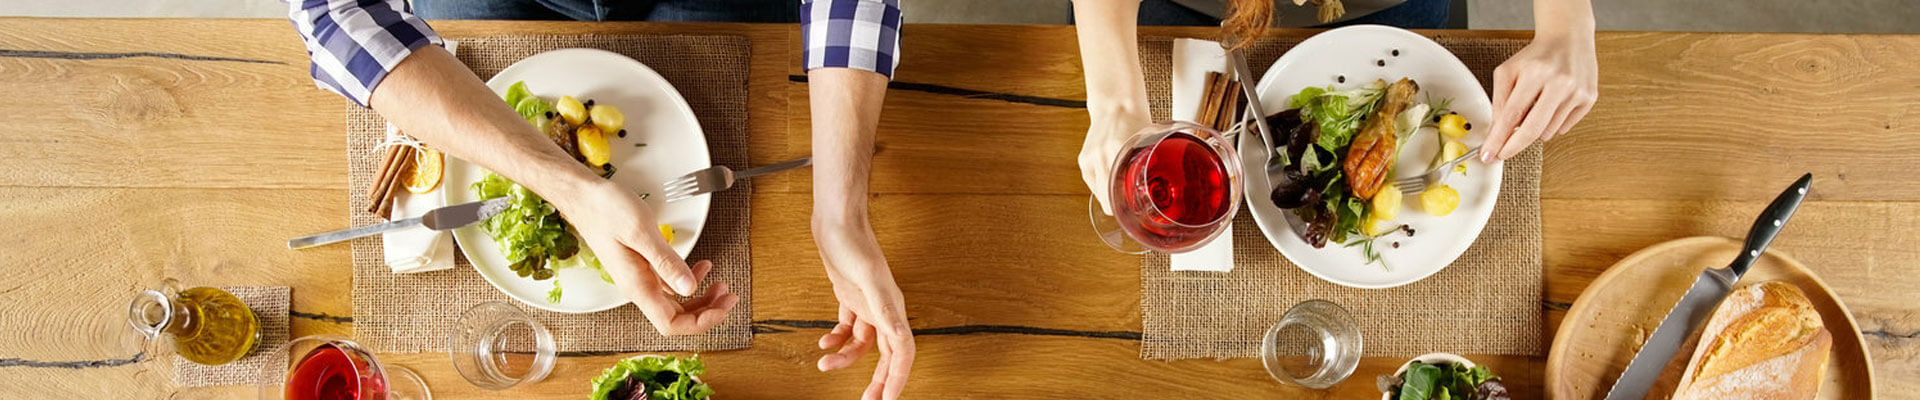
807, 68, 888, 228
1533, 0, 1595, 40
367, 46, 604, 203
1071, 0, 1150, 123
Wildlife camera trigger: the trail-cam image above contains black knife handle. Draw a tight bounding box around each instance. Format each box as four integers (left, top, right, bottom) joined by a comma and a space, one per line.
1732, 173, 1813, 276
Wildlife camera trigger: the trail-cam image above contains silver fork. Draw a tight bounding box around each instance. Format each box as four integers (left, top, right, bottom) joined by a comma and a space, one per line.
1396, 147, 1481, 195
662, 156, 811, 202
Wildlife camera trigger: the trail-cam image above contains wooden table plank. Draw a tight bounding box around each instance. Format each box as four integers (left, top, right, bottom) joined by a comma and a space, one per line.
2, 17, 1916, 399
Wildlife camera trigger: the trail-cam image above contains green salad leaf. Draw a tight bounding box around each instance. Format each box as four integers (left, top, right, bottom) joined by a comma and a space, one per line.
1393, 361, 1499, 400
504, 81, 534, 110
1398, 362, 1441, 400
590, 355, 714, 400
471, 172, 603, 302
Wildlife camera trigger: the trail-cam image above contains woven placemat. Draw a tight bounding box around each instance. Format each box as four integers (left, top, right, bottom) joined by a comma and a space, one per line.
346, 35, 753, 353
1137, 35, 1545, 360
172, 286, 290, 387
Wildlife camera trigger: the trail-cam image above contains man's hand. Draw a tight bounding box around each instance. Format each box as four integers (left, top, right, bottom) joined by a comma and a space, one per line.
554, 180, 739, 336
369, 46, 736, 336
812, 217, 913, 400
1482, 0, 1598, 162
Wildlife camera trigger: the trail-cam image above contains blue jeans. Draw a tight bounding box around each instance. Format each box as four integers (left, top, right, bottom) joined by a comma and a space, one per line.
1136, 0, 1450, 29
415, 0, 799, 22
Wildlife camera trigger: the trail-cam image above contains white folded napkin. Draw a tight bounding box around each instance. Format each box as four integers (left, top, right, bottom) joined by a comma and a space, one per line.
1168, 38, 1235, 273
380, 123, 456, 274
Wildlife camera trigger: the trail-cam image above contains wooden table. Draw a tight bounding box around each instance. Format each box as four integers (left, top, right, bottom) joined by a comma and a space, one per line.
1, 18, 1914, 399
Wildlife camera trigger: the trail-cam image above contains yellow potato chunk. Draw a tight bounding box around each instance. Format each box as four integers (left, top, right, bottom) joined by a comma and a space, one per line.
556, 96, 587, 125
576, 124, 612, 166
1420, 185, 1461, 217
1370, 183, 1402, 221
659, 224, 675, 243
1438, 113, 1469, 139
1362, 214, 1395, 237
589, 104, 625, 135
1442, 140, 1469, 173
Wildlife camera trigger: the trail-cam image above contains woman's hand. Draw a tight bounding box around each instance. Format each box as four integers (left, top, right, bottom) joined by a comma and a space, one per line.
811, 216, 913, 400
1079, 107, 1150, 214
1482, 0, 1598, 162
553, 179, 738, 335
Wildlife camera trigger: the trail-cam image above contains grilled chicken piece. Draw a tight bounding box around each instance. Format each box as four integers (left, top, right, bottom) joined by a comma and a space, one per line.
1343, 78, 1419, 200
541, 117, 585, 163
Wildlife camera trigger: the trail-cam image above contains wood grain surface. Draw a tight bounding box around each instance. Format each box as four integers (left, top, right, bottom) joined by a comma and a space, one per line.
0, 18, 1914, 398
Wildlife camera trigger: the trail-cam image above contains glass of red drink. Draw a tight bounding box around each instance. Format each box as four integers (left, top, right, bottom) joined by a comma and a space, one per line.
258, 335, 430, 400
1090, 121, 1242, 253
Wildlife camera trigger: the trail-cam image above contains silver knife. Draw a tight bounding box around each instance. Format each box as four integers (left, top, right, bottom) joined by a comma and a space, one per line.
1602, 173, 1813, 400
287, 197, 511, 249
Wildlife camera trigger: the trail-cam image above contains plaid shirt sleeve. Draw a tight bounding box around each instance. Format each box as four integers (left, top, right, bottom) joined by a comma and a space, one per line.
282, 0, 443, 106
802, 0, 903, 79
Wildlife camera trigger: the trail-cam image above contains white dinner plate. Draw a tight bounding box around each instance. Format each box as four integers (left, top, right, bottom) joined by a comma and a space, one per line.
446, 48, 712, 313
1238, 25, 1501, 289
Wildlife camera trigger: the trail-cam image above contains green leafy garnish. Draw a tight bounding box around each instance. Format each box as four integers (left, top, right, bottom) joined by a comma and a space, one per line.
504, 80, 554, 123
590, 355, 714, 400
504, 81, 534, 108
472, 172, 604, 302
1398, 362, 1441, 400
546, 281, 563, 304
1393, 361, 1499, 400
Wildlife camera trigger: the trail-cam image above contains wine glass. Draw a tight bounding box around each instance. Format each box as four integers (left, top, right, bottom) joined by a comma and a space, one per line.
1261, 300, 1363, 389
448, 301, 555, 390
1088, 121, 1243, 254
258, 335, 430, 400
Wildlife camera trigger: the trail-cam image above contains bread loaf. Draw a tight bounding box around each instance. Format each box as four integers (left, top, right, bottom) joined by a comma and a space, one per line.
1671, 281, 1830, 400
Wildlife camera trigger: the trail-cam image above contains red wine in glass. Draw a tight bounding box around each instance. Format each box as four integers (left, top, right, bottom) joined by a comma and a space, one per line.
1112, 131, 1235, 251
286, 344, 387, 400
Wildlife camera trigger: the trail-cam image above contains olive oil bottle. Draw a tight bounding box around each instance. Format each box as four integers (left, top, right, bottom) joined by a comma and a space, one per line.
128, 283, 261, 365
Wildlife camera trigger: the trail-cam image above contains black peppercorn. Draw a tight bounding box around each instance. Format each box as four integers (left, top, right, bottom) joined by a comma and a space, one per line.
617, 129, 627, 138
1376, 59, 1385, 67
1392, 49, 1400, 57
1337, 75, 1346, 84
1464, 123, 1473, 130
1391, 242, 1400, 248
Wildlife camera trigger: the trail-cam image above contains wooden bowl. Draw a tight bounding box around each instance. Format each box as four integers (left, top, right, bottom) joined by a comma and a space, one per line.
1545, 236, 1873, 399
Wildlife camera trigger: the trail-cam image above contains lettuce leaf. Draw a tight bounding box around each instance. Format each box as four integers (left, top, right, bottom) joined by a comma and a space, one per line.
590, 356, 714, 400
471, 172, 604, 302
503, 81, 534, 109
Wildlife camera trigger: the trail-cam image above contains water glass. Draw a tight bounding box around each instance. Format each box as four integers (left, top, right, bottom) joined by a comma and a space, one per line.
448, 301, 555, 390
1261, 299, 1363, 389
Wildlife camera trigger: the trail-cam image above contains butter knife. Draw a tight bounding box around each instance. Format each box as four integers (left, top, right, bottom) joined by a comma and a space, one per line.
1602, 173, 1812, 400
287, 197, 511, 249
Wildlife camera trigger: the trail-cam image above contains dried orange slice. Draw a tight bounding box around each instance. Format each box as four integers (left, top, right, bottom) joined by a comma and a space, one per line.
405, 147, 444, 194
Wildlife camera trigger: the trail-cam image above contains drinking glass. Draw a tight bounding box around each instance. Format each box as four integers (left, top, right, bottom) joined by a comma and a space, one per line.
257, 335, 430, 400
1088, 121, 1243, 254
448, 301, 555, 390
1261, 299, 1363, 389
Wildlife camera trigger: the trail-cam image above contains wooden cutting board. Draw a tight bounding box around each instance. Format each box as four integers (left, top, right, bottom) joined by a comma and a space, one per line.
1545, 236, 1874, 399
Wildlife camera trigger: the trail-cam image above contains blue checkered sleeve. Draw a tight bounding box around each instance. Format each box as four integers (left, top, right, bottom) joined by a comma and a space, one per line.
802, 0, 903, 79
282, 0, 443, 107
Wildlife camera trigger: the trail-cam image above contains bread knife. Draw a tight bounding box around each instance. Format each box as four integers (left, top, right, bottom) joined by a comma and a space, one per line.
1602, 173, 1813, 400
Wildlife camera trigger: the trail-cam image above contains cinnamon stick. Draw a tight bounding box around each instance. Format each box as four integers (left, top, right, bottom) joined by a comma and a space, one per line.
366, 145, 406, 204
1195, 72, 1224, 128
1216, 80, 1242, 132
368, 146, 415, 218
